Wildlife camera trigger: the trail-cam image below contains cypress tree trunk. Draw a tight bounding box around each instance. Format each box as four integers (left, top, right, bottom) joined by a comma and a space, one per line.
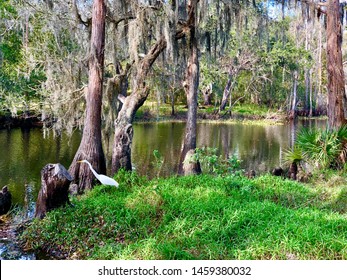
219, 68, 234, 112
304, 17, 310, 114
111, 97, 138, 173
178, 0, 201, 175
69, 0, 106, 193
309, 69, 313, 117
317, 19, 323, 113
326, 0, 346, 129
111, 38, 167, 173
305, 68, 310, 113
289, 70, 298, 120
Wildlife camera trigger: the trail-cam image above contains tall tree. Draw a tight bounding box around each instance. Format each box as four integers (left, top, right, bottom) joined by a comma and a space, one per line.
111, 37, 167, 173
326, 0, 346, 128
69, 0, 106, 193
111, 0, 203, 174
287, 0, 346, 126
178, 0, 201, 175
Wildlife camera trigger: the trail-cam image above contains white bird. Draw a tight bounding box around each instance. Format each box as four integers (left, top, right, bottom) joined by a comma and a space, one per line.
77, 160, 119, 187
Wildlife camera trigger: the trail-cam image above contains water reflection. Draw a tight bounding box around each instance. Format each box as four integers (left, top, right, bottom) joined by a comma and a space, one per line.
0, 128, 81, 206
0, 119, 327, 208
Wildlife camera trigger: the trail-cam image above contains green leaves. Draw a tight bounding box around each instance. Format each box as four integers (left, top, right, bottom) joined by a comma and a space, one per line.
194, 147, 242, 176
284, 145, 304, 166
284, 126, 347, 170
0, 0, 17, 18
264, 41, 309, 71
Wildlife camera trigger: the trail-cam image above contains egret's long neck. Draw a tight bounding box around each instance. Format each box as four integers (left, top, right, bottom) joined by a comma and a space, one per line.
85, 161, 99, 178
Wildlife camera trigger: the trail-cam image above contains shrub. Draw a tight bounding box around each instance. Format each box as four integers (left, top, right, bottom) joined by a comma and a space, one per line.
193, 147, 243, 176
284, 126, 347, 170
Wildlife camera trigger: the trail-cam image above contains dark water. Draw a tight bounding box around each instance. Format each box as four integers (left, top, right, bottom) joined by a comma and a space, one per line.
0, 128, 82, 208
0, 119, 327, 207
0, 119, 326, 259
130, 120, 326, 177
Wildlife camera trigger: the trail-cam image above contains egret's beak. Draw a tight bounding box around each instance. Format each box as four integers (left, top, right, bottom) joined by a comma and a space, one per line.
77, 160, 83, 163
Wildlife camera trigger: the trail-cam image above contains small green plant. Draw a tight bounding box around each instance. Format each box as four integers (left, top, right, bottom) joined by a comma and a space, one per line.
283, 145, 304, 166
193, 147, 242, 176
226, 154, 242, 172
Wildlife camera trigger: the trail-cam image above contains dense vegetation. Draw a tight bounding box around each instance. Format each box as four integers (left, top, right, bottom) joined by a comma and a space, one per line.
2, 0, 347, 260
21, 171, 347, 260
0, 0, 344, 121
2, 0, 346, 187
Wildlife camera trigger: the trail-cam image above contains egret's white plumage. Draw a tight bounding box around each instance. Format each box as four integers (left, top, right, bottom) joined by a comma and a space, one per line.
77, 160, 119, 187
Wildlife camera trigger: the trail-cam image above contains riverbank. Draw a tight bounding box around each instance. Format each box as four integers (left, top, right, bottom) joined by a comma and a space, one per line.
134, 103, 288, 124
20, 170, 347, 260
0, 212, 35, 260
0, 114, 44, 130
0, 103, 289, 130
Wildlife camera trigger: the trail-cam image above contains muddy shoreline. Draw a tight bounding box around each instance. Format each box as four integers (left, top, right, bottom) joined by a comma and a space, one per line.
0, 114, 45, 130
0, 216, 36, 260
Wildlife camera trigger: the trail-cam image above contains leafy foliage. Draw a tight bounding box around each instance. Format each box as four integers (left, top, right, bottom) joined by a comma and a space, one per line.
0, 1, 46, 115
284, 126, 347, 169
0, 0, 328, 124
283, 145, 304, 166
193, 147, 243, 176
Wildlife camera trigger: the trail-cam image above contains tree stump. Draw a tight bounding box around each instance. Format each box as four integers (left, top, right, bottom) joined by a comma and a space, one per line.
0, 186, 12, 215
272, 167, 284, 177
35, 164, 72, 219
287, 162, 298, 181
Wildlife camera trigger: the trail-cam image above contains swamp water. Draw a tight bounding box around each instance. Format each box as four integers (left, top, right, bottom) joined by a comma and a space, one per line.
0, 119, 326, 259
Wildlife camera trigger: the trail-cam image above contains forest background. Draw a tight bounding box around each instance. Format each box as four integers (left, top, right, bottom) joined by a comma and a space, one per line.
1, 0, 347, 189
2, 0, 347, 260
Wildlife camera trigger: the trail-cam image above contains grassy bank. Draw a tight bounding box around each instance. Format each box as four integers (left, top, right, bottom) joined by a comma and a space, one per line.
20, 171, 347, 260
134, 102, 286, 123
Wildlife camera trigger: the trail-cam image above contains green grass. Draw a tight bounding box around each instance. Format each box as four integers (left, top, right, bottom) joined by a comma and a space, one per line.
134, 102, 284, 123
232, 104, 273, 117
135, 102, 187, 121
20, 171, 347, 260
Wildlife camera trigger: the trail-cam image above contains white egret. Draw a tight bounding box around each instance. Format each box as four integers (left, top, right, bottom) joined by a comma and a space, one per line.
77, 160, 119, 187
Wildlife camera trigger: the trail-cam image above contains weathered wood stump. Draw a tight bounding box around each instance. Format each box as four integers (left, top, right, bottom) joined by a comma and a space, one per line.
287, 162, 298, 181
272, 167, 284, 177
35, 163, 72, 219
0, 186, 12, 215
